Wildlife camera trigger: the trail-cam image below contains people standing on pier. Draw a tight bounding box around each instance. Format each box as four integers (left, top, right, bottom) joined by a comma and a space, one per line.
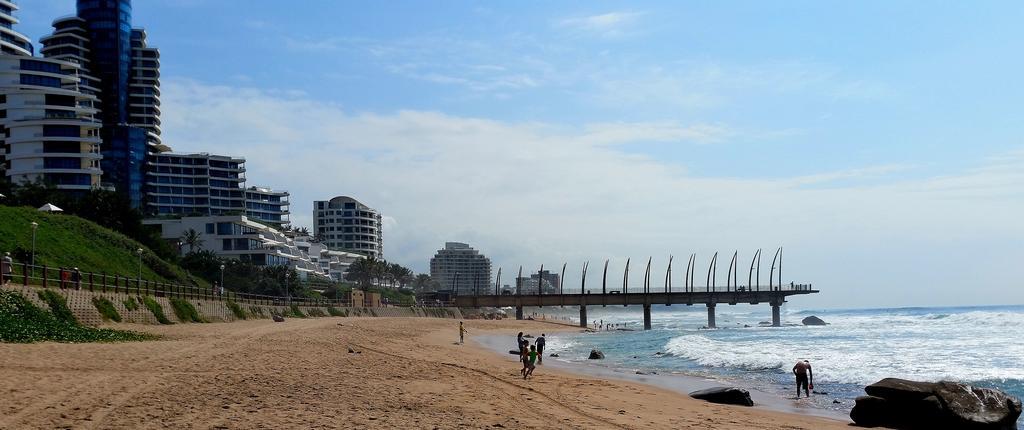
536, 334, 546, 364
793, 360, 813, 398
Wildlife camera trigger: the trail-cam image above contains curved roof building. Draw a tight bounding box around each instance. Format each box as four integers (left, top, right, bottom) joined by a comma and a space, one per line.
314, 196, 384, 259
0, 2, 104, 190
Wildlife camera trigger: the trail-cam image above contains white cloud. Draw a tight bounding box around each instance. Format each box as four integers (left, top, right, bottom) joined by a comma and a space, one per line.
558, 12, 645, 37
159, 79, 1024, 308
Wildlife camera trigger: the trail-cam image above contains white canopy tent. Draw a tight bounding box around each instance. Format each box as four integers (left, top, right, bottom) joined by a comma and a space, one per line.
37, 203, 64, 213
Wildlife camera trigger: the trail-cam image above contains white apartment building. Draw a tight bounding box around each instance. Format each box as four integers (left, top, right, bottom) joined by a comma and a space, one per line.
1, 3, 103, 190
144, 215, 327, 280
430, 242, 492, 295
314, 196, 383, 259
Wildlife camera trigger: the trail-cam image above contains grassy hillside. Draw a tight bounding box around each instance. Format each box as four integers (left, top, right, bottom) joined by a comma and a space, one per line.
0, 205, 203, 285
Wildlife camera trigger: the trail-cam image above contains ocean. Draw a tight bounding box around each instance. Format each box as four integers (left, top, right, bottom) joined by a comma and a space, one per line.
526, 304, 1024, 423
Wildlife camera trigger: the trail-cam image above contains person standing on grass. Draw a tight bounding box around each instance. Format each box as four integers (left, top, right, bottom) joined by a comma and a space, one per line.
2, 252, 12, 286
459, 321, 468, 344
536, 334, 546, 364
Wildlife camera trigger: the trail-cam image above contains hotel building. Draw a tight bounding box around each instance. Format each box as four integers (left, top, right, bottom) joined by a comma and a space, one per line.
429, 242, 492, 295
314, 196, 383, 259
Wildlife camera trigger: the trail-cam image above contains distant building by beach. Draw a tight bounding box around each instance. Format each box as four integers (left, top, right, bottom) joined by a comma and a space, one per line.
430, 242, 492, 295
314, 196, 383, 259
144, 214, 346, 280
518, 270, 560, 294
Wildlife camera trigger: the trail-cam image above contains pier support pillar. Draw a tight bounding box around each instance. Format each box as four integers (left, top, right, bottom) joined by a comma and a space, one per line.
706, 304, 717, 329
515, 306, 524, 320
771, 304, 781, 327
579, 305, 588, 328
643, 303, 652, 330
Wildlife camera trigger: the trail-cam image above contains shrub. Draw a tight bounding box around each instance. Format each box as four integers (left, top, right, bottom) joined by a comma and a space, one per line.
122, 297, 139, 311
142, 296, 172, 324
226, 301, 246, 320
249, 306, 265, 318
168, 297, 204, 323
92, 296, 122, 322
1, 290, 153, 343
306, 308, 326, 317
36, 289, 77, 323
369, 308, 378, 317
326, 307, 345, 317
289, 304, 306, 318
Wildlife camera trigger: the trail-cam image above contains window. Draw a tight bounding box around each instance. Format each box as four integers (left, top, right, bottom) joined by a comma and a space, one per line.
222, 239, 233, 251
205, 223, 214, 234
216, 222, 233, 235
43, 125, 82, 137
20, 75, 62, 88
20, 59, 62, 74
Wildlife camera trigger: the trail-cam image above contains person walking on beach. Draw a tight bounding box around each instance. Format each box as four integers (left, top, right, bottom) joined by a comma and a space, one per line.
536, 334, 546, 364
520, 340, 531, 377
2, 252, 13, 286
793, 360, 813, 398
459, 321, 468, 344
524, 345, 538, 379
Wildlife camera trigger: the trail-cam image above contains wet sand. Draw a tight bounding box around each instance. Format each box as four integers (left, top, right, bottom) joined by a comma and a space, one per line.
0, 317, 854, 429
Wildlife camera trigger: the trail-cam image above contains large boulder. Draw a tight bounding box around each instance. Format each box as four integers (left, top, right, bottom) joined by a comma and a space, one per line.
272, 315, 285, 322
933, 381, 1022, 429
588, 349, 604, 360
689, 387, 754, 407
801, 315, 827, 326
851, 379, 1022, 429
865, 378, 938, 402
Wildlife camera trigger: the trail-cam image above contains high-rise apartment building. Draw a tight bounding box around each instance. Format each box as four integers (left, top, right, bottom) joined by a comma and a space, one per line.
430, 242, 492, 295
314, 196, 383, 259
144, 152, 245, 217
245, 186, 290, 227
35, 0, 162, 206
1, 2, 104, 190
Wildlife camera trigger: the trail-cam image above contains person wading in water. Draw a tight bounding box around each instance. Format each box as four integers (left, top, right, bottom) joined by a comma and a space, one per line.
793, 360, 814, 398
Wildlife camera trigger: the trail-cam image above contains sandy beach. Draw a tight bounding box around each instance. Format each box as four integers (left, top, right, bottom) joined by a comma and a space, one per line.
0, 317, 854, 429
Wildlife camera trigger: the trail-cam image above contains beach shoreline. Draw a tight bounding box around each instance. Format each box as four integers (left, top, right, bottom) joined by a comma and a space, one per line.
0, 317, 854, 429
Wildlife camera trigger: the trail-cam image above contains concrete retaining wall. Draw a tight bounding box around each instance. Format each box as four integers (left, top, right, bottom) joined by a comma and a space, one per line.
2, 284, 463, 326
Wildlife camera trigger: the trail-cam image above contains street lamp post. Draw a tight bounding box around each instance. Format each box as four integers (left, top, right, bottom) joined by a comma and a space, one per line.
30, 222, 38, 266
220, 264, 225, 295
136, 248, 143, 287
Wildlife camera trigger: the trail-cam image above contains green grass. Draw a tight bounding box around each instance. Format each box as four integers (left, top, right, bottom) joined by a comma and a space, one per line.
306, 308, 326, 317
326, 306, 345, 317
36, 289, 77, 323
289, 304, 306, 318
225, 300, 246, 320
92, 296, 122, 322
142, 296, 172, 324
0, 206, 204, 286
122, 297, 139, 311
168, 297, 204, 323
1, 290, 153, 343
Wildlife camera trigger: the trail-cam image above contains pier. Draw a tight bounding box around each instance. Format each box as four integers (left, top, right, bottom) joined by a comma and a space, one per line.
452, 249, 819, 329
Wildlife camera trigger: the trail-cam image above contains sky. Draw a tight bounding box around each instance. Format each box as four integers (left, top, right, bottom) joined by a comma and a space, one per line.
15, 1, 1024, 308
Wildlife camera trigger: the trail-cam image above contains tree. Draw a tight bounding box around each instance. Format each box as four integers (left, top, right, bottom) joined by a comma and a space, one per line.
180, 228, 203, 253
295, 226, 310, 236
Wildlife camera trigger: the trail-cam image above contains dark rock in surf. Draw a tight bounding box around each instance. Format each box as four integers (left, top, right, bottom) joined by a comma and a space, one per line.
688, 387, 754, 407
865, 378, 937, 403
801, 315, 827, 326
588, 349, 604, 360
851, 378, 1022, 429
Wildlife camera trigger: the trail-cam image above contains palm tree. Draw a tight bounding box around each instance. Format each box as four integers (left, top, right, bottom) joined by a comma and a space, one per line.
295, 226, 310, 236
180, 228, 204, 253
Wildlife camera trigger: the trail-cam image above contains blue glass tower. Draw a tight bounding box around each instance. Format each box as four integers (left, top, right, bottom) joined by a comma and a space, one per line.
76, 0, 148, 207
